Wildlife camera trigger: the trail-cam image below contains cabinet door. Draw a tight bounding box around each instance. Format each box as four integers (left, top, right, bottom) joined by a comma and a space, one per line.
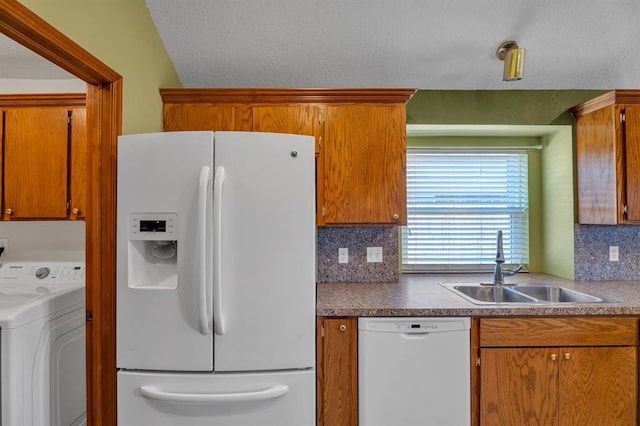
624, 105, 640, 222
163, 103, 252, 131
4, 107, 69, 219
252, 105, 321, 153
317, 317, 357, 426
575, 105, 620, 224
559, 346, 636, 426
70, 107, 86, 219
323, 104, 406, 224
480, 348, 558, 426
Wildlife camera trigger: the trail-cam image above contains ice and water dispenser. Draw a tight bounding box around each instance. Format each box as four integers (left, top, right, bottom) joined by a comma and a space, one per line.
127, 213, 178, 289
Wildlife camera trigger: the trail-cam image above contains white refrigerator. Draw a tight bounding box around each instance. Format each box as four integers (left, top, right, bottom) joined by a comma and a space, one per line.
116, 131, 316, 425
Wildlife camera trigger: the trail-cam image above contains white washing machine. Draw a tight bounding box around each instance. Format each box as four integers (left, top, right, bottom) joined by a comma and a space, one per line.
0, 262, 86, 426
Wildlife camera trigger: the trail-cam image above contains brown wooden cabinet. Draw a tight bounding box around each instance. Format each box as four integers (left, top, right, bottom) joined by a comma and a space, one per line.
0, 94, 86, 220
161, 88, 415, 225
571, 90, 640, 224
316, 316, 358, 426
478, 317, 638, 426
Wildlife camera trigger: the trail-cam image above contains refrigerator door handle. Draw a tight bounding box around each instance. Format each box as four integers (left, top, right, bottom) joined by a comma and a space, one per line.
139, 384, 289, 403
213, 166, 226, 335
197, 166, 212, 335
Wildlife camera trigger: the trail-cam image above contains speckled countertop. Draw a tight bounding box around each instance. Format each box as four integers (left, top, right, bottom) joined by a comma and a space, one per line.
317, 273, 640, 317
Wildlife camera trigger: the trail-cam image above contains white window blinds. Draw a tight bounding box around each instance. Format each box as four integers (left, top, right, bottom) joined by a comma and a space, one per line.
402, 148, 529, 272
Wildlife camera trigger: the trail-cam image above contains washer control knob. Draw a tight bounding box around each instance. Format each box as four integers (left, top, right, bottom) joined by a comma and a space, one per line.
35, 267, 51, 279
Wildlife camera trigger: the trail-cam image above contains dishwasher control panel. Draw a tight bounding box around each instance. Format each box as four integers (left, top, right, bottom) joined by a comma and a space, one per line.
358, 317, 470, 333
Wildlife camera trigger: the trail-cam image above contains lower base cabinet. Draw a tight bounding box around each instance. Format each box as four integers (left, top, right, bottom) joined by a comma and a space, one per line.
478, 317, 638, 426
316, 316, 639, 426
316, 317, 358, 426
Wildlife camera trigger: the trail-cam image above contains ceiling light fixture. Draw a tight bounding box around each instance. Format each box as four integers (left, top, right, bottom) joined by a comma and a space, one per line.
496, 40, 525, 81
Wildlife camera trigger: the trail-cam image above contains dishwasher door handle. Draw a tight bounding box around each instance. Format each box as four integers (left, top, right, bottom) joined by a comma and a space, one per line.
401, 332, 431, 339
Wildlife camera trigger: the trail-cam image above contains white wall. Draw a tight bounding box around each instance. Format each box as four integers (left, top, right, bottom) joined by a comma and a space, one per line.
0, 78, 85, 94
0, 221, 85, 262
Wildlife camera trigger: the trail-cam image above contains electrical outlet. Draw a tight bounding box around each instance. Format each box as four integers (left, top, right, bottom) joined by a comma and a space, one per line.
338, 248, 348, 264
609, 245, 619, 262
367, 247, 383, 263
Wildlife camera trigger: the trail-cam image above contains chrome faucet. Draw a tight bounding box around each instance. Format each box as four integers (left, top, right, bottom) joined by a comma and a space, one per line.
492, 230, 523, 285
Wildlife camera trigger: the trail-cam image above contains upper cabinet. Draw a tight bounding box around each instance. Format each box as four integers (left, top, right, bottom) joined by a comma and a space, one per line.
161, 88, 415, 225
571, 90, 640, 224
0, 94, 86, 220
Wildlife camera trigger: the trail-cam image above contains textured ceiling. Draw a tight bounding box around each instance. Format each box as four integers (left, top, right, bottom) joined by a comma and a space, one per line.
145, 0, 640, 90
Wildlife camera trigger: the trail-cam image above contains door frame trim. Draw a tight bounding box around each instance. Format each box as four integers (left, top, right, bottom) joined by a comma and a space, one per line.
1, 1, 121, 424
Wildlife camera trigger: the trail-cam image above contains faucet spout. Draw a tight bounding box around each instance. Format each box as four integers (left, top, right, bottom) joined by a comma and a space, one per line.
492, 230, 523, 285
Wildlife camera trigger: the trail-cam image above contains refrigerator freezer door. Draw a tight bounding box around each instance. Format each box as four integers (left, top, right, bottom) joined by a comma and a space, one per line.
212, 132, 316, 371
117, 369, 315, 426
117, 131, 215, 371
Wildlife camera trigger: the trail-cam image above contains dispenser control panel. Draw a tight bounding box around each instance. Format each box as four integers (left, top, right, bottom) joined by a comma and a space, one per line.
129, 213, 178, 241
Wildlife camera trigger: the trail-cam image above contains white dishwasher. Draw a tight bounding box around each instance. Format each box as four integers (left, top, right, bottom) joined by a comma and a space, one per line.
358, 317, 470, 426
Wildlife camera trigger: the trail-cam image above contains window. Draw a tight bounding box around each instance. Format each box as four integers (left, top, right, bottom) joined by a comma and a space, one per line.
402, 148, 529, 272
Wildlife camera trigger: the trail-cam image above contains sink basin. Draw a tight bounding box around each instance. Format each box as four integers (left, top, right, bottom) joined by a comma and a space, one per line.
512, 285, 605, 303
452, 285, 537, 304
441, 283, 606, 305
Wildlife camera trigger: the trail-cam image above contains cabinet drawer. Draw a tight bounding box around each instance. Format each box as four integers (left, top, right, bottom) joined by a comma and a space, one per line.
480, 317, 638, 347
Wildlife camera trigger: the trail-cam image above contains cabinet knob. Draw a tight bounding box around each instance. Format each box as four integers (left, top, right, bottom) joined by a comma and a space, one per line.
72, 208, 80, 215
392, 213, 400, 221
5, 208, 13, 216
564, 352, 571, 360
339, 324, 347, 332
550, 353, 557, 361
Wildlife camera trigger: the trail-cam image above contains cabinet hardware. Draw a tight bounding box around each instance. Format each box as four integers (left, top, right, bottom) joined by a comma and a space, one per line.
339, 324, 347, 332
72, 208, 80, 215
550, 353, 557, 361
392, 213, 399, 221
321, 324, 325, 338
624, 204, 628, 214
564, 353, 571, 360
322, 206, 326, 217
476, 356, 481, 367
621, 112, 626, 123
5, 209, 13, 216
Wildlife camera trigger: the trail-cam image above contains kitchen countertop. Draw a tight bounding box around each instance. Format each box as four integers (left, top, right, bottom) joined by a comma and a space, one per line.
317, 273, 640, 317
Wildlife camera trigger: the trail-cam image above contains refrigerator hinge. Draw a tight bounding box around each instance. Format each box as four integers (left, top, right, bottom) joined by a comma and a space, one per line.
86, 310, 93, 322
621, 111, 626, 123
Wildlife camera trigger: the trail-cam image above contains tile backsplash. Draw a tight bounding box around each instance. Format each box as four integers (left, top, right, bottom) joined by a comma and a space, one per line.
574, 224, 640, 280
317, 226, 398, 283
317, 224, 640, 283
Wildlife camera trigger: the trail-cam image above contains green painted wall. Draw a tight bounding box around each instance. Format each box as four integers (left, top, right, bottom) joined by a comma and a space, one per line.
20, 0, 182, 134
541, 128, 575, 278
407, 90, 607, 125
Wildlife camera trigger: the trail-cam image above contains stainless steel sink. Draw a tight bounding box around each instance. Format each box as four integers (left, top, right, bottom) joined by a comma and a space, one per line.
441, 283, 606, 305
513, 285, 605, 303
452, 285, 537, 304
